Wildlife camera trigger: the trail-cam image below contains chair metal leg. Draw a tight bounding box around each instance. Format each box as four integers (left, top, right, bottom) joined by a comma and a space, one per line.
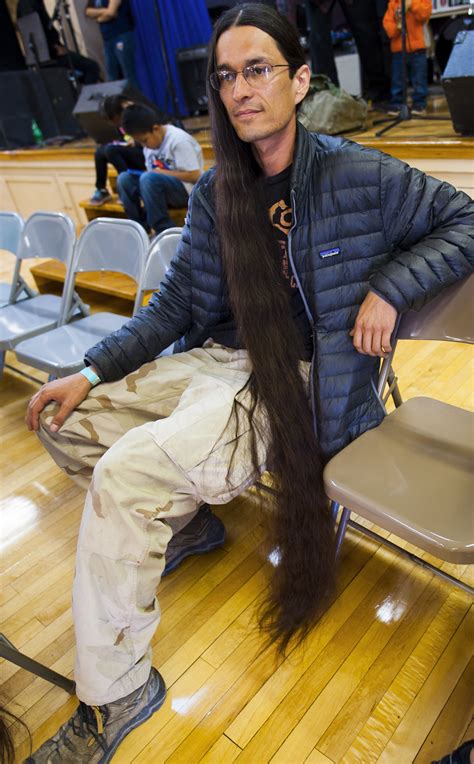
0, 634, 76, 695
330, 500, 339, 524
347, 519, 474, 596
335, 506, 350, 557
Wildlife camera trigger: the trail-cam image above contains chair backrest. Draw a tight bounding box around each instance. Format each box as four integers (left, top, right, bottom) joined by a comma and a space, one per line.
64, 217, 149, 316
378, 274, 474, 400
17, 212, 76, 265
397, 274, 474, 344
138, 228, 183, 303
0, 212, 24, 255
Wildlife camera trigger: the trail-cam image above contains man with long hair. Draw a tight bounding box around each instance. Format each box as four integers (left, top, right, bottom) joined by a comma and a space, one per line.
25, 4, 473, 761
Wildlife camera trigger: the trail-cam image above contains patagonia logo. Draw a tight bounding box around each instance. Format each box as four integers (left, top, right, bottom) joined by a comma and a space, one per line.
319, 247, 341, 259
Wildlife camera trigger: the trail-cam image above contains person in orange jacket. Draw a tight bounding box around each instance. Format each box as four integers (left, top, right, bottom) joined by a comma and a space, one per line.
383, 0, 432, 114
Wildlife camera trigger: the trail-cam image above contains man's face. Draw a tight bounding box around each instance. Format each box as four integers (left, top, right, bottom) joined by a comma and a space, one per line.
215, 25, 309, 147
132, 125, 164, 149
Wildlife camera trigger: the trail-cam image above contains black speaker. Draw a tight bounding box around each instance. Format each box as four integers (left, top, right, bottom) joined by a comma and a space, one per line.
176, 45, 209, 114
72, 80, 157, 144
0, 68, 82, 148
441, 29, 474, 135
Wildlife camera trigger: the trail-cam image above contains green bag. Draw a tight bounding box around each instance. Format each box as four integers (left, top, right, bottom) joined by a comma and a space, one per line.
297, 74, 368, 135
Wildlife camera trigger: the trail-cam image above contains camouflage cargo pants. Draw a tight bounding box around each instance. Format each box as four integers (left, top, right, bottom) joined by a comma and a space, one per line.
38, 343, 271, 705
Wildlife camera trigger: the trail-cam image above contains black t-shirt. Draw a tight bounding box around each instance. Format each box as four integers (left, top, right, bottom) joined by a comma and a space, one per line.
264, 165, 313, 359
210, 165, 313, 361
87, 0, 134, 41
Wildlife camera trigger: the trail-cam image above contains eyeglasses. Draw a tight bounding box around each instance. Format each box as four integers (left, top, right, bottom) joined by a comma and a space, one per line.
209, 63, 291, 91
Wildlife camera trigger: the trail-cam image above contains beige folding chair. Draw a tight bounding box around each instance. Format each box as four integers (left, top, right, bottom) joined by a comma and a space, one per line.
324, 275, 474, 595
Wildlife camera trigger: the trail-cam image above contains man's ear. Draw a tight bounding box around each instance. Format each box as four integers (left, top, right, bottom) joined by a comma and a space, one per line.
293, 64, 311, 106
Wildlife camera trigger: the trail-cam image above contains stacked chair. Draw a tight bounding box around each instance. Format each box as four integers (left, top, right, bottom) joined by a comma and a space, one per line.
15, 218, 149, 377
324, 275, 474, 594
0, 212, 84, 377
0, 211, 36, 308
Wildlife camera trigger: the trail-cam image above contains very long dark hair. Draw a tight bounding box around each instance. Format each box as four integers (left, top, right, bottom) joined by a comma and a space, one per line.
207, 3, 336, 653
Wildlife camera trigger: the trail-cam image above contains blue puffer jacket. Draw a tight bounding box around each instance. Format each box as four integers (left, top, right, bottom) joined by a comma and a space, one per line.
86, 124, 474, 458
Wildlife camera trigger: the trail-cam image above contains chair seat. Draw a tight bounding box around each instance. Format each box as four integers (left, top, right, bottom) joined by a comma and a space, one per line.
15, 312, 130, 376
0, 294, 64, 349
0, 282, 12, 308
324, 396, 474, 564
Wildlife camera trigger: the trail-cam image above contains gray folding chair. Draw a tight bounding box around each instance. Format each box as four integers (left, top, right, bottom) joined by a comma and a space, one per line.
15, 218, 149, 377
324, 275, 474, 594
136, 227, 183, 303
0, 212, 83, 377
0, 211, 36, 307
134, 226, 183, 358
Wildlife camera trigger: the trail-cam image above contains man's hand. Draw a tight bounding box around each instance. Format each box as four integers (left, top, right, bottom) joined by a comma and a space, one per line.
26, 373, 93, 433
350, 291, 398, 357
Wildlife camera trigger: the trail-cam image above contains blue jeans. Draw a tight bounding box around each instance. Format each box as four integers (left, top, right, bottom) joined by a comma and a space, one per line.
390, 50, 428, 110
103, 30, 138, 86
117, 171, 189, 234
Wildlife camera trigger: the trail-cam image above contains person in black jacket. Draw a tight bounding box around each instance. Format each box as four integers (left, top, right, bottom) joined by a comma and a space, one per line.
25, 5, 473, 761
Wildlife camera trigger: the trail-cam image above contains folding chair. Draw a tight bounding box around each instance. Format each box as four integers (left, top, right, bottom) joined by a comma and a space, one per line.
324, 274, 474, 595
15, 218, 149, 377
142, 227, 183, 299
0, 212, 84, 377
0, 211, 36, 308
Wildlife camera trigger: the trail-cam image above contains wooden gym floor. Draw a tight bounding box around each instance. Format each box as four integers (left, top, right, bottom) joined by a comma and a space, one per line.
0, 250, 472, 763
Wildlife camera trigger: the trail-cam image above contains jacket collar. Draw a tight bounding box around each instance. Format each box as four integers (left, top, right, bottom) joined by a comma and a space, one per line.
196, 120, 316, 216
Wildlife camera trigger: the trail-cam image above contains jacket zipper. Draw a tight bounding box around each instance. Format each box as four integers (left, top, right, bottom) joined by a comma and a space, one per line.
288, 189, 319, 439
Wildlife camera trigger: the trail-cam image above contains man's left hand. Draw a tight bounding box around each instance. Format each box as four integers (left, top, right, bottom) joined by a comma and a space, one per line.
350, 291, 397, 357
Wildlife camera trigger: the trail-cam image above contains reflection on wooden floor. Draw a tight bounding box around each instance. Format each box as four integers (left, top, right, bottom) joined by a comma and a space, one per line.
0, 252, 472, 763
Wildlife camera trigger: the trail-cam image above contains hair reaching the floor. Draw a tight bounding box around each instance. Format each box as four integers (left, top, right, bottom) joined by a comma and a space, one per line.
0, 704, 31, 764
207, 3, 336, 654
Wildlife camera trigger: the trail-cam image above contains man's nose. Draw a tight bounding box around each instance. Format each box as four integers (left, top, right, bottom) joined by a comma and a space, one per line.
232, 71, 252, 99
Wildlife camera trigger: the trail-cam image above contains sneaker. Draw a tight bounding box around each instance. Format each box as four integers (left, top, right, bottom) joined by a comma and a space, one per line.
162, 504, 226, 577
387, 107, 401, 116
25, 667, 166, 763
89, 189, 112, 206
412, 107, 427, 116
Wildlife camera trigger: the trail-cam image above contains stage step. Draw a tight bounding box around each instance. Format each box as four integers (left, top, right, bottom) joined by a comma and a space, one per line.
79, 196, 188, 226
30, 259, 139, 303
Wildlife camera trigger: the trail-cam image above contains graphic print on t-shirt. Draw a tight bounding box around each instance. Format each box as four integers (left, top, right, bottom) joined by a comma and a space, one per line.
268, 198, 297, 290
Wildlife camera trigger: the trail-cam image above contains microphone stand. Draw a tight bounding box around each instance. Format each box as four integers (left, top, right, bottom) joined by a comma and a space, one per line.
373, 0, 449, 136
51, 0, 80, 92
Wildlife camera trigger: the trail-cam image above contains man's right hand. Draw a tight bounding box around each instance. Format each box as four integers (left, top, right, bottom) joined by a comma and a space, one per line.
26, 373, 93, 433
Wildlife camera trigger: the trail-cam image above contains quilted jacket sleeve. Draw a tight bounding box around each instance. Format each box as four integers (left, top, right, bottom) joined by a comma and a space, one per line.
84, 200, 197, 382
370, 153, 474, 312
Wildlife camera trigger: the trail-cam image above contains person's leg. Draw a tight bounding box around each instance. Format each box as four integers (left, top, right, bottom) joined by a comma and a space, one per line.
103, 37, 122, 81
104, 144, 145, 175
63, 51, 101, 85
389, 52, 403, 110
116, 171, 146, 227
340, 0, 391, 102
410, 49, 428, 111
304, 0, 339, 85
30, 345, 273, 760
139, 172, 189, 234
94, 145, 109, 190
71, 345, 263, 704
113, 30, 139, 87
